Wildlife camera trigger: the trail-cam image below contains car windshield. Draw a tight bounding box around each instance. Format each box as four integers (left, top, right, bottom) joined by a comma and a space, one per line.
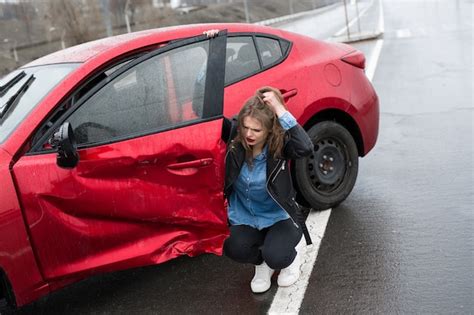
0, 63, 79, 144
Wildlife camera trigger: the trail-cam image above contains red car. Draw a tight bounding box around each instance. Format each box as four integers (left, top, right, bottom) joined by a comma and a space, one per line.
0, 23, 378, 308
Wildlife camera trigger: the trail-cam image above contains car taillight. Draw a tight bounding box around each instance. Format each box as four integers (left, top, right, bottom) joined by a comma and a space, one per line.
341, 50, 366, 69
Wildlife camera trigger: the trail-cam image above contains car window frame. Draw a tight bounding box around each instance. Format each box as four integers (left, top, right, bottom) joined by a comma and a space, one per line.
28, 56, 143, 150
224, 32, 292, 86
255, 36, 285, 68
28, 50, 154, 154
29, 32, 228, 155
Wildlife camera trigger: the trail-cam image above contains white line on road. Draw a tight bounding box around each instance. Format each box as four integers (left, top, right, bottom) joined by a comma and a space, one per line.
366, 0, 385, 82
268, 0, 385, 314
365, 38, 384, 82
268, 209, 331, 315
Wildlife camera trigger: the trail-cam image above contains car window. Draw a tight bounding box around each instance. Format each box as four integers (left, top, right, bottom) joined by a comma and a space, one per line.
225, 36, 260, 84
0, 64, 78, 144
256, 37, 283, 67
67, 41, 209, 146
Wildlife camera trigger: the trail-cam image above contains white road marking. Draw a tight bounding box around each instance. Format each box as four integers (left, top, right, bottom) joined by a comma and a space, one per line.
366, 0, 385, 83
268, 209, 331, 315
365, 38, 384, 82
268, 0, 385, 314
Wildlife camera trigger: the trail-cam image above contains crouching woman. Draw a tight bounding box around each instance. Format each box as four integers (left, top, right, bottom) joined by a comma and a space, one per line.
223, 86, 313, 293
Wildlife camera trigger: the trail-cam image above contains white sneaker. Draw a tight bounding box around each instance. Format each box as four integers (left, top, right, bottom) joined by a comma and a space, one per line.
277, 239, 304, 287
251, 261, 275, 293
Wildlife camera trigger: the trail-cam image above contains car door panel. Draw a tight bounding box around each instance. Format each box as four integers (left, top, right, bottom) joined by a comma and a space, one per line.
13, 119, 227, 278
12, 32, 229, 280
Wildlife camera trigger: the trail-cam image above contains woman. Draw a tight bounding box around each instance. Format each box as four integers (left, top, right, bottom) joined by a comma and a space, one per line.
223, 86, 313, 293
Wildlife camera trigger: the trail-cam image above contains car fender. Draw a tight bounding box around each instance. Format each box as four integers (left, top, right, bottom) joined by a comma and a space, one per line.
298, 96, 352, 126
0, 148, 49, 307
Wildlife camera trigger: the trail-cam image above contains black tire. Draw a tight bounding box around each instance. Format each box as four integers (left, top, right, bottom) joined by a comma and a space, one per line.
0, 270, 16, 311
294, 121, 359, 210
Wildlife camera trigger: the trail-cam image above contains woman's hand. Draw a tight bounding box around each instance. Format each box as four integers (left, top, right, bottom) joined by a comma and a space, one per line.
262, 91, 287, 117
203, 29, 219, 38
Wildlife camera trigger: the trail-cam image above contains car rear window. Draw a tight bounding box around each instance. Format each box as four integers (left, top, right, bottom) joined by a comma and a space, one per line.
256, 37, 283, 67
0, 63, 78, 143
225, 36, 260, 84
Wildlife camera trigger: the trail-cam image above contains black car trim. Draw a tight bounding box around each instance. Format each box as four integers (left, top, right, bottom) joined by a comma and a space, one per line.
203, 30, 227, 117
29, 32, 228, 154
251, 35, 264, 69
29, 55, 144, 153
26, 115, 225, 156
29, 31, 291, 153
223, 33, 292, 86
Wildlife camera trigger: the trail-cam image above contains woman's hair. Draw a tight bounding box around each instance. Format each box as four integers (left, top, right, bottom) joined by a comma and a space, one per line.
235, 86, 287, 163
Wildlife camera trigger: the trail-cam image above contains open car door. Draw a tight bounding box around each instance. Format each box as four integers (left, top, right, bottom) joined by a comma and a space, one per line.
12, 31, 229, 279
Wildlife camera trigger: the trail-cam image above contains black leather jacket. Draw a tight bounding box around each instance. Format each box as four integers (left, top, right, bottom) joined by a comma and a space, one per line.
223, 116, 314, 243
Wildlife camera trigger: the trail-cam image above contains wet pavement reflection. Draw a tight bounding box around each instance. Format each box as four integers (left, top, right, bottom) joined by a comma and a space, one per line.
300, 0, 473, 313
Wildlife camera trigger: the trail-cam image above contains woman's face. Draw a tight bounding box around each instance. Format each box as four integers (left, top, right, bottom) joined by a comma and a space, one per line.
242, 116, 269, 150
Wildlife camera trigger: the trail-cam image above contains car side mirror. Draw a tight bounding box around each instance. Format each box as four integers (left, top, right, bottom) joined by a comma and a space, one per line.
49, 122, 79, 168
221, 115, 238, 143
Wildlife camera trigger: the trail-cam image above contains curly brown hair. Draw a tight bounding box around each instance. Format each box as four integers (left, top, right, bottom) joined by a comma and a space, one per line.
235, 86, 288, 164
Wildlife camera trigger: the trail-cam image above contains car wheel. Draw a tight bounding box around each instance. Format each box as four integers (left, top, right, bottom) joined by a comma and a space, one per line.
294, 121, 359, 210
0, 272, 16, 311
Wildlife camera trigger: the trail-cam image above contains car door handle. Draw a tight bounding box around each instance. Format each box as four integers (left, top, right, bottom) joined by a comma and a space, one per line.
166, 158, 213, 170
281, 88, 298, 100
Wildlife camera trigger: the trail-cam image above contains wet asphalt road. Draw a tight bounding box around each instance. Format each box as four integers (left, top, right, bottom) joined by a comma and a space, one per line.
4, 0, 473, 314
300, 0, 473, 313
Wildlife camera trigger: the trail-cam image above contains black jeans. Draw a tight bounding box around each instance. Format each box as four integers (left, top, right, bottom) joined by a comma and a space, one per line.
223, 219, 303, 270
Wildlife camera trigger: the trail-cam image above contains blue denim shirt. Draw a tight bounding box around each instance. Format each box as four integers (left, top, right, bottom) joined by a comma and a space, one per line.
227, 111, 298, 230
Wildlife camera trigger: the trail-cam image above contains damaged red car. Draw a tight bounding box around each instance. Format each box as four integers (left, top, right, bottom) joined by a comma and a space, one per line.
0, 23, 378, 308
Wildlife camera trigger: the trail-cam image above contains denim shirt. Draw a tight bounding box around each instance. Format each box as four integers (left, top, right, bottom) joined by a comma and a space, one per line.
227, 111, 298, 230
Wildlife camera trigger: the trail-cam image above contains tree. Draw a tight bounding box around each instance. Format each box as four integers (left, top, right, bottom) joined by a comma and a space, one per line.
15, 1, 35, 44
47, 0, 103, 46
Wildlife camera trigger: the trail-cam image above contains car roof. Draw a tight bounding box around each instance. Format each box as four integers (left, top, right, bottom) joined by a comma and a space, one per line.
22, 23, 287, 68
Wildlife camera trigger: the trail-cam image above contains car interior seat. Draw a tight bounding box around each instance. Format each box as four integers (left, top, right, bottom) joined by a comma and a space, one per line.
225, 44, 260, 83
236, 44, 259, 74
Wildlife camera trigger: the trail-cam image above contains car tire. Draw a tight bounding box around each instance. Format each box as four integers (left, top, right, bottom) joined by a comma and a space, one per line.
294, 121, 359, 210
0, 272, 16, 311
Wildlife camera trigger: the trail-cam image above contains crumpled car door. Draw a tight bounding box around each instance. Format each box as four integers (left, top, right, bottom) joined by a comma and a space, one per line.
12, 31, 229, 279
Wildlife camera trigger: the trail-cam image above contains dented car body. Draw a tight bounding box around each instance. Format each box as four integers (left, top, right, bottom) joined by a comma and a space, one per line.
0, 23, 378, 307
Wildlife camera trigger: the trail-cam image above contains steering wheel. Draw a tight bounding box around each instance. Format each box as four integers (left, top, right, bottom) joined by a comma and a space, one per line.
74, 122, 117, 144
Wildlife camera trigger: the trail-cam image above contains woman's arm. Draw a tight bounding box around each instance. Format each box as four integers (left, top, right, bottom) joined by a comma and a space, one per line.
262, 91, 313, 159
278, 111, 313, 159
283, 121, 314, 159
